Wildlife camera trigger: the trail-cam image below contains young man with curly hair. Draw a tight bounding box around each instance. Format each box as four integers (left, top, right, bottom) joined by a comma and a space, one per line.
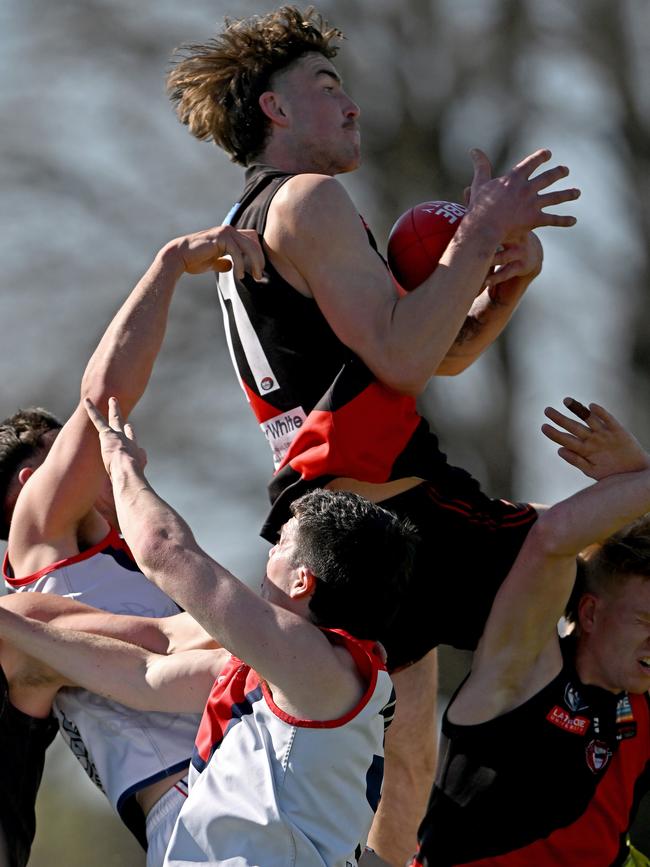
165, 6, 581, 862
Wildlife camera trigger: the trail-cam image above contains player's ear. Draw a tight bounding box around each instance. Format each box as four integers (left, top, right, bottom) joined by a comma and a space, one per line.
292, 566, 316, 599
259, 91, 290, 126
577, 593, 598, 634
17, 466, 35, 487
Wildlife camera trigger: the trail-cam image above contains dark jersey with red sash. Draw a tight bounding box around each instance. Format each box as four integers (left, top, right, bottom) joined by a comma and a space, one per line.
220, 165, 537, 668
412, 639, 650, 866
220, 164, 485, 539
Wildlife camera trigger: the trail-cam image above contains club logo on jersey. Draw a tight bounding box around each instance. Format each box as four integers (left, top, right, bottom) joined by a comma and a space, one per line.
586, 739, 612, 773
546, 705, 590, 735
261, 406, 307, 469
260, 376, 274, 392
564, 682, 589, 713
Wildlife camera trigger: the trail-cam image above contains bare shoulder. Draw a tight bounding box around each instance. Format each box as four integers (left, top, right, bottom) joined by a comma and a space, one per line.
271, 173, 359, 229
278, 172, 353, 205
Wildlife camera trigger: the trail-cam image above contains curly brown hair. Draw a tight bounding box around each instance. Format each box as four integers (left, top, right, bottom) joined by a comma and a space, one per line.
166, 6, 344, 166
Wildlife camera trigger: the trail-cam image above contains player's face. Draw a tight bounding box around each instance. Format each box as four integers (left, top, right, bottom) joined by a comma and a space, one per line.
581, 576, 650, 694
271, 52, 361, 175
261, 517, 301, 606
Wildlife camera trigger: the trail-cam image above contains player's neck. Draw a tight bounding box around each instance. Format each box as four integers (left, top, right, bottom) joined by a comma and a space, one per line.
574, 637, 620, 694
255, 142, 338, 177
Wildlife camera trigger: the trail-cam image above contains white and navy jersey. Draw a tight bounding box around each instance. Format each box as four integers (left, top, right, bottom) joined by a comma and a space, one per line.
3, 528, 201, 847
163, 629, 395, 867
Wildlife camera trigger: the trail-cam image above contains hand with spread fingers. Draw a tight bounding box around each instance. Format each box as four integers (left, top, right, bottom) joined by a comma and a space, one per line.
468, 148, 581, 241
84, 396, 145, 480
542, 397, 650, 480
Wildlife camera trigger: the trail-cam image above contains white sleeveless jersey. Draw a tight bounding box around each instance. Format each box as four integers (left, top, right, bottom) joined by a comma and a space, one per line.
164, 629, 395, 867
3, 528, 202, 845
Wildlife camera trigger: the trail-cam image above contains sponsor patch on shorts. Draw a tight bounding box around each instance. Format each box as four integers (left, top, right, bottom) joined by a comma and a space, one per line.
546, 704, 591, 735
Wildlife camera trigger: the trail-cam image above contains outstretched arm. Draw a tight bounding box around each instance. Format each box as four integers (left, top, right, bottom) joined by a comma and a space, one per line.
83, 397, 365, 720
267, 148, 578, 395
9, 227, 264, 572
0, 603, 224, 712
436, 231, 543, 375
456, 399, 650, 719
0, 593, 217, 654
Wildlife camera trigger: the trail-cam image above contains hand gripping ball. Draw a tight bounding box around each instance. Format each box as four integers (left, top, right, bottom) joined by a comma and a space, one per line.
387, 201, 467, 291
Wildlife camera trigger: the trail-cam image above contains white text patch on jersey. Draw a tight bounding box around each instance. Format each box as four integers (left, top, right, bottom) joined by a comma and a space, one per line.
261, 406, 307, 469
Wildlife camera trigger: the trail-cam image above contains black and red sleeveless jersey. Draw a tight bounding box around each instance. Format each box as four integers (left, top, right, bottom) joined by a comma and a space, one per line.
412, 639, 650, 866
220, 164, 481, 540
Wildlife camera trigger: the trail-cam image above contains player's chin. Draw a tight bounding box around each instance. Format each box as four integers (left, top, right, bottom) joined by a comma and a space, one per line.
338, 150, 361, 174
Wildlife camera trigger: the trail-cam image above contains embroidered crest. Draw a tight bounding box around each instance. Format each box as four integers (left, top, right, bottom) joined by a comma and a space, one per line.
586, 739, 612, 773
564, 682, 588, 712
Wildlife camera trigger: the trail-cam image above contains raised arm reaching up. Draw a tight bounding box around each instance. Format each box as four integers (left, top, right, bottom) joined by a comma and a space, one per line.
451, 398, 650, 725
7, 227, 263, 574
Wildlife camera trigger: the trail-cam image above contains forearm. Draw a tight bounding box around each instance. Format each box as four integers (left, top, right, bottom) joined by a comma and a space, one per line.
372, 218, 501, 392
80, 246, 184, 412
0, 593, 173, 654
110, 458, 219, 620
435, 274, 532, 375
537, 469, 650, 558
0, 606, 154, 702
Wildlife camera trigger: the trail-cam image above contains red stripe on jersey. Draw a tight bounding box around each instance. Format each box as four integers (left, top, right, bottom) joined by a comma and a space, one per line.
261, 631, 384, 728
423, 487, 535, 527
193, 655, 256, 765
242, 379, 288, 423
3, 527, 130, 588
281, 382, 420, 483
449, 694, 650, 866
194, 631, 387, 765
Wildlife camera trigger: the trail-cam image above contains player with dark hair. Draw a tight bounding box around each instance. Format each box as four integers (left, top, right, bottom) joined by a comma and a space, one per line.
0, 409, 62, 540
413, 400, 650, 866
166, 6, 580, 860
1, 225, 263, 863
13, 394, 417, 866
289, 488, 417, 639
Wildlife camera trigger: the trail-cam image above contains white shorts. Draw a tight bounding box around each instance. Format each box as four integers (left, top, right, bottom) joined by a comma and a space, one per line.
146, 778, 189, 867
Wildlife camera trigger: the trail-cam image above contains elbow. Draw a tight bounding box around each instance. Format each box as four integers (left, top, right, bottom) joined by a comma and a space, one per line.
80, 366, 112, 407
435, 358, 471, 377
135, 530, 191, 589
525, 513, 574, 560
370, 357, 430, 397
133, 529, 171, 577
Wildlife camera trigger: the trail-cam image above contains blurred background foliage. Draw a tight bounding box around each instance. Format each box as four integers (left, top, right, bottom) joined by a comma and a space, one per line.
2, 0, 649, 862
